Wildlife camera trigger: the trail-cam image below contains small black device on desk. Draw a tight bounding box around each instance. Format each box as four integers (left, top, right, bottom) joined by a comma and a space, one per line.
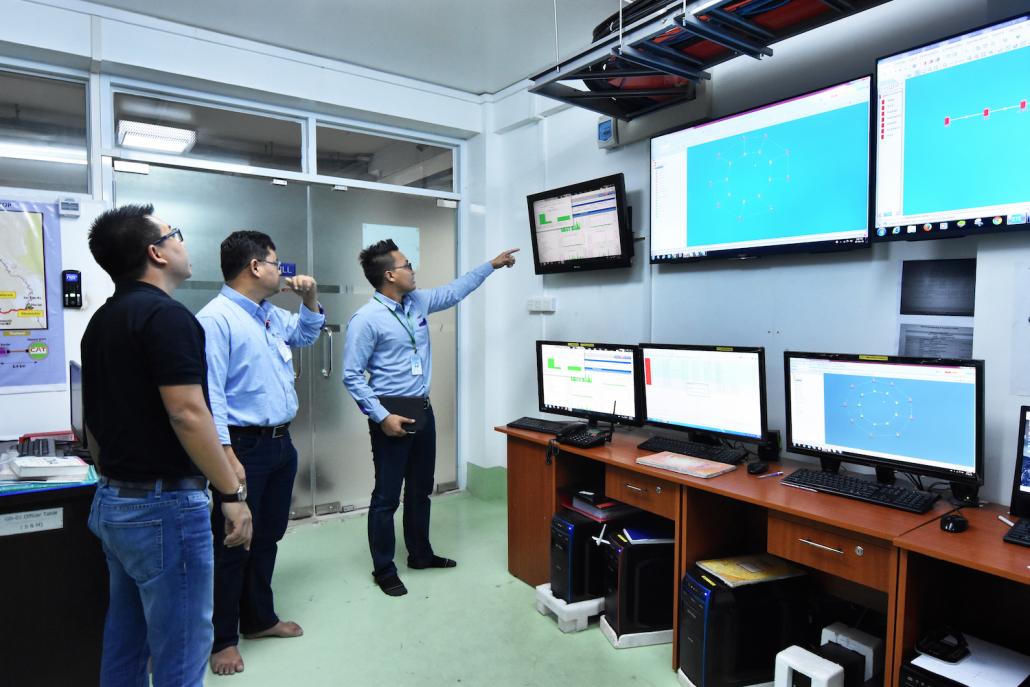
555, 423, 608, 449
62, 269, 82, 308
940, 513, 968, 533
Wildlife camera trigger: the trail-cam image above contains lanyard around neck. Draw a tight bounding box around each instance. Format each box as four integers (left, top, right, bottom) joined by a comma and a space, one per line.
375, 296, 416, 351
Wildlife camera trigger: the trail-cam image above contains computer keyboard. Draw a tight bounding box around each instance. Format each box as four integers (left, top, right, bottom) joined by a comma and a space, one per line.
1003, 517, 1030, 547
782, 468, 939, 514
636, 435, 747, 465
506, 417, 569, 435
17, 437, 57, 458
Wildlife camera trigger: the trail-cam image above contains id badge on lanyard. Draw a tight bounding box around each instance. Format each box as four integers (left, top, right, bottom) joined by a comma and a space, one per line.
411, 353, 423, 376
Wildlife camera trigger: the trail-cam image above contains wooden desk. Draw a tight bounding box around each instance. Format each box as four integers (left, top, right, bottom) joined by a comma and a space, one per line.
893, 504, 1030, 683
497, 426, 952, 684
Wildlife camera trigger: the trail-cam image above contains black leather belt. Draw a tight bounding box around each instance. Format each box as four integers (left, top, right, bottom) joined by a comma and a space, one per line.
228, 423, 290, 438
100, 476, 207, 497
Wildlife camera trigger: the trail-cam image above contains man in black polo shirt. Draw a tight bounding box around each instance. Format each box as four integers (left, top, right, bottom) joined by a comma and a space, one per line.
82, 204, 253, 687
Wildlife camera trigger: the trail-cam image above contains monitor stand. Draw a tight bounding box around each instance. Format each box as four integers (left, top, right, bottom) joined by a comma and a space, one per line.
687, 430, 721, 447
818, 458, 896, 485
949, 482, 981, 506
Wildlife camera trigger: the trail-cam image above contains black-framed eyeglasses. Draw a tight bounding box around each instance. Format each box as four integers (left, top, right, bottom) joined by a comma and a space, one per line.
256, 258, 283, 273
389, 261, 413, 273
152, 227, 183, 245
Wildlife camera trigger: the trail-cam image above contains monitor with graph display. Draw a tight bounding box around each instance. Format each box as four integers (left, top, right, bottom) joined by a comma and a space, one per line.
537, 341, 641, 425
650, 76, 871, 263
526, 174, 633, 274
874, 13, 1030, 241
640, 344, 766, 442
784, 351, 983, 485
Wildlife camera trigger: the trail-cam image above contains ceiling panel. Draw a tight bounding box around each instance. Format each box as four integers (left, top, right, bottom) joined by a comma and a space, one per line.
89, 0, 627, 94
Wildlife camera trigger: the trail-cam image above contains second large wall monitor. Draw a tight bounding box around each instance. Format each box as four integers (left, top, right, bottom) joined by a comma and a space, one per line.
874, 13, 1030, 241
650, 76, 871, 263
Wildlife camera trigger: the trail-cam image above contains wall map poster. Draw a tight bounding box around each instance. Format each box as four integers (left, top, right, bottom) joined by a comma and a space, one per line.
0, 200, 65, 392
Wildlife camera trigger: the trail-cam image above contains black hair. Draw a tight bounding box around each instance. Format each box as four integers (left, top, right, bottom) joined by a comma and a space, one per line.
360, 239, 399, 289
220, 230, 277, 282
87, 204, 160, 281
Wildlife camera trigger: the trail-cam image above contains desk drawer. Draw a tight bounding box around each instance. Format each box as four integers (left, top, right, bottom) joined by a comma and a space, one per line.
767, 514, 891, 592
605, 466, 678, 520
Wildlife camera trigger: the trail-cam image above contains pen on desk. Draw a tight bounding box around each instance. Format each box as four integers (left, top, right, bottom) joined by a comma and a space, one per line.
998, 514, 1015, 527
757, 471, 784, 479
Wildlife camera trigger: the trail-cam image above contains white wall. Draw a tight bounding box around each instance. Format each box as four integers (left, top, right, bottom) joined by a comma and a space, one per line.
478, 0, 1026, 505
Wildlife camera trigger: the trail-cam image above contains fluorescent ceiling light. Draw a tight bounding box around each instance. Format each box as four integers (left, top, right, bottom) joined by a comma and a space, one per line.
0, 142, 87, 166
117, 120, 196, 154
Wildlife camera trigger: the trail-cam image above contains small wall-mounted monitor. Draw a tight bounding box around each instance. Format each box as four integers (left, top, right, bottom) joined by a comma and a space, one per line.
526, 173, 633, 274
650, 76, 871, 263
874, 13, 1030, 241
537, 340, 642, 426
640, 344, 767, 443
784, 351, 984, 487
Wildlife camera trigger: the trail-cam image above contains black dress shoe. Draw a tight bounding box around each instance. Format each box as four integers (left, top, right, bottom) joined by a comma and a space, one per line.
407, 555, 457, 569
375, 573, 408, 596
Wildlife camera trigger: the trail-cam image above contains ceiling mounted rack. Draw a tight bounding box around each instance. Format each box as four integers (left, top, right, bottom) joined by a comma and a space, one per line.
530, 0, 890, 121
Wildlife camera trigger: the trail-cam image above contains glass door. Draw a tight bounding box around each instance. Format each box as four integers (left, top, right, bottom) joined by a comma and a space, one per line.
113, 165, 315, 516
309, 186, 457, 513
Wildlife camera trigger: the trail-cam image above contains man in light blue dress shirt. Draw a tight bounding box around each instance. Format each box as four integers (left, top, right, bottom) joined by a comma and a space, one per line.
344, 239, 518, 596
197, 230, 324, 675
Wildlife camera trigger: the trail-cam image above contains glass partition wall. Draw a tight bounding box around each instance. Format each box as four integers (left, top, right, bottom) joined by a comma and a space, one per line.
115, 164, 457, 518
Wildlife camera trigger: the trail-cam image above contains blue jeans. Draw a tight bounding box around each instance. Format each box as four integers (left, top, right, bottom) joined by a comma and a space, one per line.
87, 481, 214, 687
367, 406, 437, 579
211, 431, 297, 653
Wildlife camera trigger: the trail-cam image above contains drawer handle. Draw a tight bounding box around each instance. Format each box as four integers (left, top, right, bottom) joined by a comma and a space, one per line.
625, 483, 645, 493
798, 538, 844, 555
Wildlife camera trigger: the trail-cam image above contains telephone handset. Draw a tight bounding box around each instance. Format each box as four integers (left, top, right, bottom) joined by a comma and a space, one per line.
557, 422, 589, 439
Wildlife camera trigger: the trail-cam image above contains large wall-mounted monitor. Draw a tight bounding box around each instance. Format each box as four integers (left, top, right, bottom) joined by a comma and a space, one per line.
640, 344, 767, 443
784, 351, 984, 487
650, 76, 871, 263
537, 341, 642, 426
526, 173, 633, 274
874, 14, 1030, 241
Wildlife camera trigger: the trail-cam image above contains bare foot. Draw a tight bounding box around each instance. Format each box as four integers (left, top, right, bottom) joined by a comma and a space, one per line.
210, 646, 244, 676
243, 620, 304, 639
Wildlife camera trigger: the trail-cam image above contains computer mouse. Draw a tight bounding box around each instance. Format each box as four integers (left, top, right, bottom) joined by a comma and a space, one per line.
747, 461, 769, 475
940, 513, 968, 533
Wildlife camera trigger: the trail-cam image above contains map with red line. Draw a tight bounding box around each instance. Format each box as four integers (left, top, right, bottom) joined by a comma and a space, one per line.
0, 210, 48, 331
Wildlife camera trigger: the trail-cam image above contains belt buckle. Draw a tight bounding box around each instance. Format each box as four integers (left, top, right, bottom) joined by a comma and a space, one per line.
271, 424, 288, 438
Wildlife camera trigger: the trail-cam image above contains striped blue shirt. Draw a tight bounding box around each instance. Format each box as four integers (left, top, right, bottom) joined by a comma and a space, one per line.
343, 262, 494, 423
198, 285, 325, 444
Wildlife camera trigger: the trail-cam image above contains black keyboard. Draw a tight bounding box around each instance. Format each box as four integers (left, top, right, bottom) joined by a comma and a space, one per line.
506, 417, 568, 435
17, 437, 57, 457
1003, 517, 1030, 547
782, 469, 939, 514
636, 436, 747, 464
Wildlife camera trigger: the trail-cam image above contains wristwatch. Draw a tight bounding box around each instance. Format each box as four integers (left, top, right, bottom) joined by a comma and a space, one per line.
220, 482, 247, 502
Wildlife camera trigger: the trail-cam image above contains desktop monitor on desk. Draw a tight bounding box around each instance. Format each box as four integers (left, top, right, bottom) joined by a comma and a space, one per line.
1010, 406, 1030, 519
784, 352, 984, 499
639, 344, 767, 444
537, 341, 642, 426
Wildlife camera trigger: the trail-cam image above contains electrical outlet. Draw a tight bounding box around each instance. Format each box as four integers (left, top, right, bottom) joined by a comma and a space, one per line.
527, 296, 556, 313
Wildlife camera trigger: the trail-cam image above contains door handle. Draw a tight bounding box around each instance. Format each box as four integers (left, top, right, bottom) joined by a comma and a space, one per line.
321, 326, 333, 378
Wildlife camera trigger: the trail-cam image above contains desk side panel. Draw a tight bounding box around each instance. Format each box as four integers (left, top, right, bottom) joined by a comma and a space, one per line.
506, 437, 555, 586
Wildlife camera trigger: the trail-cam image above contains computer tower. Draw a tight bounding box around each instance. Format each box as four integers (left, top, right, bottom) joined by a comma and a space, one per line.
602, 530, 675, 636
550, 508, 606, 603
678, 565, 808, 687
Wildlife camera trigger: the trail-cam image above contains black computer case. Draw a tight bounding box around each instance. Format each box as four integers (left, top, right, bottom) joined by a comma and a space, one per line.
602, 529, 675, 636
550, 508, 607, 603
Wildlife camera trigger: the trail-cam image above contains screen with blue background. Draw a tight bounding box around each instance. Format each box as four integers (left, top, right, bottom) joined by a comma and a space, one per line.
685, 102, 869, 247
823, 373, 976, 470
902, 46, 1030, 215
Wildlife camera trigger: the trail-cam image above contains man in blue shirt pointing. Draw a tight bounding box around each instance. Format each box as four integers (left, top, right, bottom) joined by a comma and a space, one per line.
197, 230, 324, 675
344, 239, 518, 596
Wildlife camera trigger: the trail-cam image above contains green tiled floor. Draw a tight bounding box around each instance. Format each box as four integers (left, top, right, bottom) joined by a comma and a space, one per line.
210, 492, 676, 686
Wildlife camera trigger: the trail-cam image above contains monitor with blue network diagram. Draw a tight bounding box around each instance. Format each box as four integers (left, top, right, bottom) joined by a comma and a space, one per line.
650, 76, 871, 263
875, 13, 1030, 241
785, 352, 983, 484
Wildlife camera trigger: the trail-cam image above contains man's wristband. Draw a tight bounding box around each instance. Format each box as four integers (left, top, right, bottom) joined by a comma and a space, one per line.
219, 482, 247, 502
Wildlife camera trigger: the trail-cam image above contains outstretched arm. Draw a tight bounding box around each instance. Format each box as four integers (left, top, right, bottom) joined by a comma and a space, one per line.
423, 248, 519, 314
